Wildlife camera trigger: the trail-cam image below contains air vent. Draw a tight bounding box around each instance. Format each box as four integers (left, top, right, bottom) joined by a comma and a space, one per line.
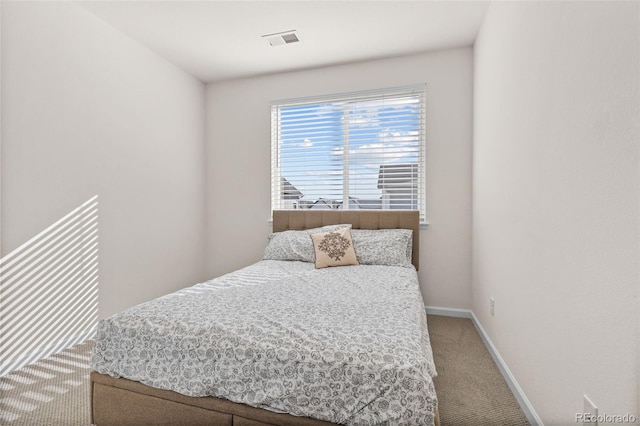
262, 30, 300, 46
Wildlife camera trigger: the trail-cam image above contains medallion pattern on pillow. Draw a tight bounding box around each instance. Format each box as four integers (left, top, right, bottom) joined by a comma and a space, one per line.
318, 232, 351, 260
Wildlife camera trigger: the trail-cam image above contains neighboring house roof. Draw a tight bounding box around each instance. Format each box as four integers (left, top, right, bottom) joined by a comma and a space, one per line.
281, 177, 303, 199
301, 197, 382, 209
296, 200, 315, 209
309, 198, 335, 209
336, 196, 382, 210
355, 198, 383, 209
377, 163, 418, 189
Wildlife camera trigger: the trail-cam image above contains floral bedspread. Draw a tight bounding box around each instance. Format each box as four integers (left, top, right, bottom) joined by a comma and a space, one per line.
91, 260, 437, 425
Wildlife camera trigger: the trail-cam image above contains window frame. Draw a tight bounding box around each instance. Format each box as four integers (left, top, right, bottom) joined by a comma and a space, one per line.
270, 84, 427, 223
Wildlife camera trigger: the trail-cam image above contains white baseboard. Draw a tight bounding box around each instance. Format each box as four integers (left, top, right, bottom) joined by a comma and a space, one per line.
425, 306, 473, 319
425, 306, 543, 426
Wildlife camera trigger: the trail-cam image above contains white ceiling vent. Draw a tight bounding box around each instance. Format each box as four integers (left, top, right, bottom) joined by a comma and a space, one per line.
262, 30, 300, 47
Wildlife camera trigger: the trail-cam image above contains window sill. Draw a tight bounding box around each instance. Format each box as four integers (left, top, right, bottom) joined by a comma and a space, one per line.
268, 219, 430, 228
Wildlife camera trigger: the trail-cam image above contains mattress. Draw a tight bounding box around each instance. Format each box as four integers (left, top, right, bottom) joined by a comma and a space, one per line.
91, 260, 438, 425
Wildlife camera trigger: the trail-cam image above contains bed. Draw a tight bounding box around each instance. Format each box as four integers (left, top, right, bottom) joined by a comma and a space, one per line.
90, 210, 439, 425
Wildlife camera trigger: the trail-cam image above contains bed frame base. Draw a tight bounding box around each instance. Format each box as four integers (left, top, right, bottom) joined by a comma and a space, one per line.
91, 372, 440, 426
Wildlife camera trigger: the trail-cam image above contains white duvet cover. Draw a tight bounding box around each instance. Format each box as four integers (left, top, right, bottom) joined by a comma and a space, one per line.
91, 260, 437, 425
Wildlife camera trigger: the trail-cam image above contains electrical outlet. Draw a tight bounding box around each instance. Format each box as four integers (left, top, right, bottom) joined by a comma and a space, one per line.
583, 395, 598, 426
490, 298, 495, 316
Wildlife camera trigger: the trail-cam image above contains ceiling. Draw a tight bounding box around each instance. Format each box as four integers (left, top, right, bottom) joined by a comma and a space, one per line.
78, 1, 490, 83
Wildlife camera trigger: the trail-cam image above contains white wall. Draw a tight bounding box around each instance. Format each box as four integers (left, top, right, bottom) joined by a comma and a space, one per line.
1, 1, 206, 318
206, 48, 473, 308
473, 2, 639, 423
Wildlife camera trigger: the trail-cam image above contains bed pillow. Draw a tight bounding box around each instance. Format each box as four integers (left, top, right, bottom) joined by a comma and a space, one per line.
311, 227, 359, 269
262, 224, 351, 262
350, 229, 413, 267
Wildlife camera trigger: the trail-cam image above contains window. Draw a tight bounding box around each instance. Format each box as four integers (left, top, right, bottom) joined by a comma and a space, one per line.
271, 84, 426, 222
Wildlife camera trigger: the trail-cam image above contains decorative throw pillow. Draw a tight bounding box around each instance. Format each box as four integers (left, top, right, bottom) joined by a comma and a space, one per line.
310, 227, 359, 269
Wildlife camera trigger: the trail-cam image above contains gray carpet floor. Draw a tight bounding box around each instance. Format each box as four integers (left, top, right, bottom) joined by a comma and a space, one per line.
428, 316, 530, 426
0, 341, 92, 425
0, 315, 529, 425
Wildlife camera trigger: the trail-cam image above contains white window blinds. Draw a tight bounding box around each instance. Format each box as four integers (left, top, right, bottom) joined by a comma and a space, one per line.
271, 84, 426, 222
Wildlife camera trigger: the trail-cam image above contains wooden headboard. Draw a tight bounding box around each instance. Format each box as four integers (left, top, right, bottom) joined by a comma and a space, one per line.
272, 210, 420, 270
